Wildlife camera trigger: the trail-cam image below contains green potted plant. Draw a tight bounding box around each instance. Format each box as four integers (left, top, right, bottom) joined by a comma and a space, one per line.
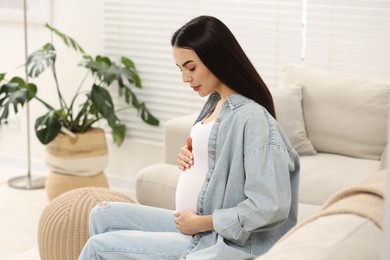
0, 23, 159, 199
0, 23, 159, 146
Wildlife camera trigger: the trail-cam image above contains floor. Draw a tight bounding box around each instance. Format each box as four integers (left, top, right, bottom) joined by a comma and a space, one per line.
0, 164, 135, 260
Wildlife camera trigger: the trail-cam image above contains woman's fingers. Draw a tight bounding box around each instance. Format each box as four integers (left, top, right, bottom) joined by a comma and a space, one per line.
177, 145, 193, 170
177, 136, 194, 170
177, 157, 191, 170
177, 158, 188, 170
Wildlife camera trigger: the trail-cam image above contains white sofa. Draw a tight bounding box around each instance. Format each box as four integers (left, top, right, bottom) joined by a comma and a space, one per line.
135, 64, 389, 259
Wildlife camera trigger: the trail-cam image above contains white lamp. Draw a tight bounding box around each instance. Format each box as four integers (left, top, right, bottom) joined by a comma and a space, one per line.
8, 0, 45, 189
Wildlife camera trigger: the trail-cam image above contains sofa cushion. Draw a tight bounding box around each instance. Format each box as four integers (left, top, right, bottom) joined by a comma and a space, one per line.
279, 63, 390, 160
270, 84, 316, 156
256, 214, 381, 260
297, 203, 321, 223
299, 153, 381, 205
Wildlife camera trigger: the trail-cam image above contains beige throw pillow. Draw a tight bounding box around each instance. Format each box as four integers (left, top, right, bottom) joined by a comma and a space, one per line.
270, 84, 317, 156
279, 63, 390, 160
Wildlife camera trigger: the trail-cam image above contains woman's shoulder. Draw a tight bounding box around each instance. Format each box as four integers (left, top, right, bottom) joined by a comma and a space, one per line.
227, 95, 294, 148
228, 96, 271, 123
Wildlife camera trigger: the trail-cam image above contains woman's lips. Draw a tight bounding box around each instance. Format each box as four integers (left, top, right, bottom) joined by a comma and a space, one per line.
192, 85, 201, 91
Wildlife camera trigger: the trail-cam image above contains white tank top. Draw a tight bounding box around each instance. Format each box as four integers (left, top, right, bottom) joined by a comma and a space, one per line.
175, 120, 214, 212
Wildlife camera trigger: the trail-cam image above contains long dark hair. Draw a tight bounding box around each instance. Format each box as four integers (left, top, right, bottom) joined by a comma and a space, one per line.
171, 15, 275, 118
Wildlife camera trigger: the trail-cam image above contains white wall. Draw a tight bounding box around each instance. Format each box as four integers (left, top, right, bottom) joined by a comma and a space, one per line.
0, 0, 164, 180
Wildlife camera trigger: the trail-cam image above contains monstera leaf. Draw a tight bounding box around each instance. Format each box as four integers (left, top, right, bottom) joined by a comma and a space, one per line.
0, 77, 37, 122
34, 110, 62, 144
26, 43, 56, 78
91, 84, 126, 145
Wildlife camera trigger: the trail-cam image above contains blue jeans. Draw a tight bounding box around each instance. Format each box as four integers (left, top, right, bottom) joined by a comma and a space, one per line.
78, 202, 192, 260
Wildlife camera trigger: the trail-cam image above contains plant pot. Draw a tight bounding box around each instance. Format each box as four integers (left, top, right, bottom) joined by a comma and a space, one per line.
44, 127, 109, 200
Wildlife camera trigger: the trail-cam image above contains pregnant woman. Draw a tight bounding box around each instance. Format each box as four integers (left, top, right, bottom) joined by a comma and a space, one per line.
79, 15, 300, 260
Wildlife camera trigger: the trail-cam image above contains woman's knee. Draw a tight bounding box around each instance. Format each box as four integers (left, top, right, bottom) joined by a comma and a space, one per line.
79, 234, 105, 260
88, 202, 114, 235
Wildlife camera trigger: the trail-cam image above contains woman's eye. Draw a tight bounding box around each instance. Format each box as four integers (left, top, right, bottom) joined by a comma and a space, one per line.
188, 67, 195, 72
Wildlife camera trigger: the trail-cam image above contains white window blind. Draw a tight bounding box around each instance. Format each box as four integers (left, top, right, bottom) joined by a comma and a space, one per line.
101, 0, 302, 146
191, 0, 303, 87
102, 0, 195, 146
305, 0, 390, 77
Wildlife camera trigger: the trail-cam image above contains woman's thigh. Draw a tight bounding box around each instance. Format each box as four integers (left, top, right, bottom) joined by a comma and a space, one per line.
89, 202, 178, 235
80, 229, 192, 260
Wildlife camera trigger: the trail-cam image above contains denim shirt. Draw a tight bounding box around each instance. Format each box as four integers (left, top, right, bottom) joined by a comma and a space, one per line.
181, 92, 300, 260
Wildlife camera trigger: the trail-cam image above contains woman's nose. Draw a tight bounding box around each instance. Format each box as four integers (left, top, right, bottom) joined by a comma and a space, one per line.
182, 72, 192, 83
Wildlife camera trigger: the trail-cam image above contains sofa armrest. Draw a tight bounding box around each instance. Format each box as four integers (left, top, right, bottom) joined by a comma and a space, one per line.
256, 214, 381, 260
135, 163, 180, 210
164, 113, 197, 165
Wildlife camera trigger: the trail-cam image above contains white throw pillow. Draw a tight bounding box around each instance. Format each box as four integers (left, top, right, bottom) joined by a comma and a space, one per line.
270, 84, 316, 156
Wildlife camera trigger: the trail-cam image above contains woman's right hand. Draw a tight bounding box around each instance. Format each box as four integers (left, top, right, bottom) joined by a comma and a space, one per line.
177, 136, 194, 171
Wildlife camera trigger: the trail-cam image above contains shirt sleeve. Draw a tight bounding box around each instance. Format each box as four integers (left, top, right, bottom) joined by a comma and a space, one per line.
212, 143, 295, 246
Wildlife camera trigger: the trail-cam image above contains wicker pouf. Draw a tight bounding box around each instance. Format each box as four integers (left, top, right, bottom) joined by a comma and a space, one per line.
38, 187, 134, 260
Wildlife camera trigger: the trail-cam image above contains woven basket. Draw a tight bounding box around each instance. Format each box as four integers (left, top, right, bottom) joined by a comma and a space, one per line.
44, 128, 110, 200
45, 171, 109, 201
38, 187, 134, 260
45, 127, 109, 176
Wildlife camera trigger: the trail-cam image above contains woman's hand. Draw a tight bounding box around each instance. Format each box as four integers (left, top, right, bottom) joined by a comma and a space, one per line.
174, 210, 213, 235
177, 136, 194, 170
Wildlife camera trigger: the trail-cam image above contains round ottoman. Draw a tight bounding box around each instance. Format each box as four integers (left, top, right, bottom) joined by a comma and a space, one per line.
38, 187, 134, 260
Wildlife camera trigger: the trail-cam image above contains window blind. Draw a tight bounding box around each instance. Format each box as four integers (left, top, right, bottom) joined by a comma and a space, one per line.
305, 0, 390, 77
101, 0, 302, 146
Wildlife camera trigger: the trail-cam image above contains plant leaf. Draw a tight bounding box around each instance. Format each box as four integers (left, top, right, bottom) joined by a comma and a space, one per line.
121, 56, 142, 88
124, 87, 140, 107
26, 43, 56, 78
138, 103, 159, 126
91, 84, 115, 119
34, 110, 62, 144
82, 55, 113, 83
0, 73, 5, 82
121, 86, 159, 126
0, 77, 37, 123
45, 23, 85, 54
111, 123, 126, 146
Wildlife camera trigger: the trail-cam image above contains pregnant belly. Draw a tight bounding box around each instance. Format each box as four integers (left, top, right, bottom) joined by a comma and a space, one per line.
175, 166, 206, 212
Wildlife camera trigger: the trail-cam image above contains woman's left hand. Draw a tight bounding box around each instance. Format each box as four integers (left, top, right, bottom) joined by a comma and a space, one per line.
174, 210, 213, 235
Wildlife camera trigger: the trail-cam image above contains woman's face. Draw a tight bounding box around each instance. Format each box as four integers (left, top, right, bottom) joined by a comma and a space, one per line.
172, 47, 223, 97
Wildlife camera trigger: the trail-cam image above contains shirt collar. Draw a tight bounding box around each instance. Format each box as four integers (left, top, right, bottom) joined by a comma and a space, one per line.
225, 93, 252, 109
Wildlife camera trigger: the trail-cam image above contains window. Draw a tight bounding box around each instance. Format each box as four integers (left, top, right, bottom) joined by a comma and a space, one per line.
305, 0, 390, 76
102, 0, 390, 146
